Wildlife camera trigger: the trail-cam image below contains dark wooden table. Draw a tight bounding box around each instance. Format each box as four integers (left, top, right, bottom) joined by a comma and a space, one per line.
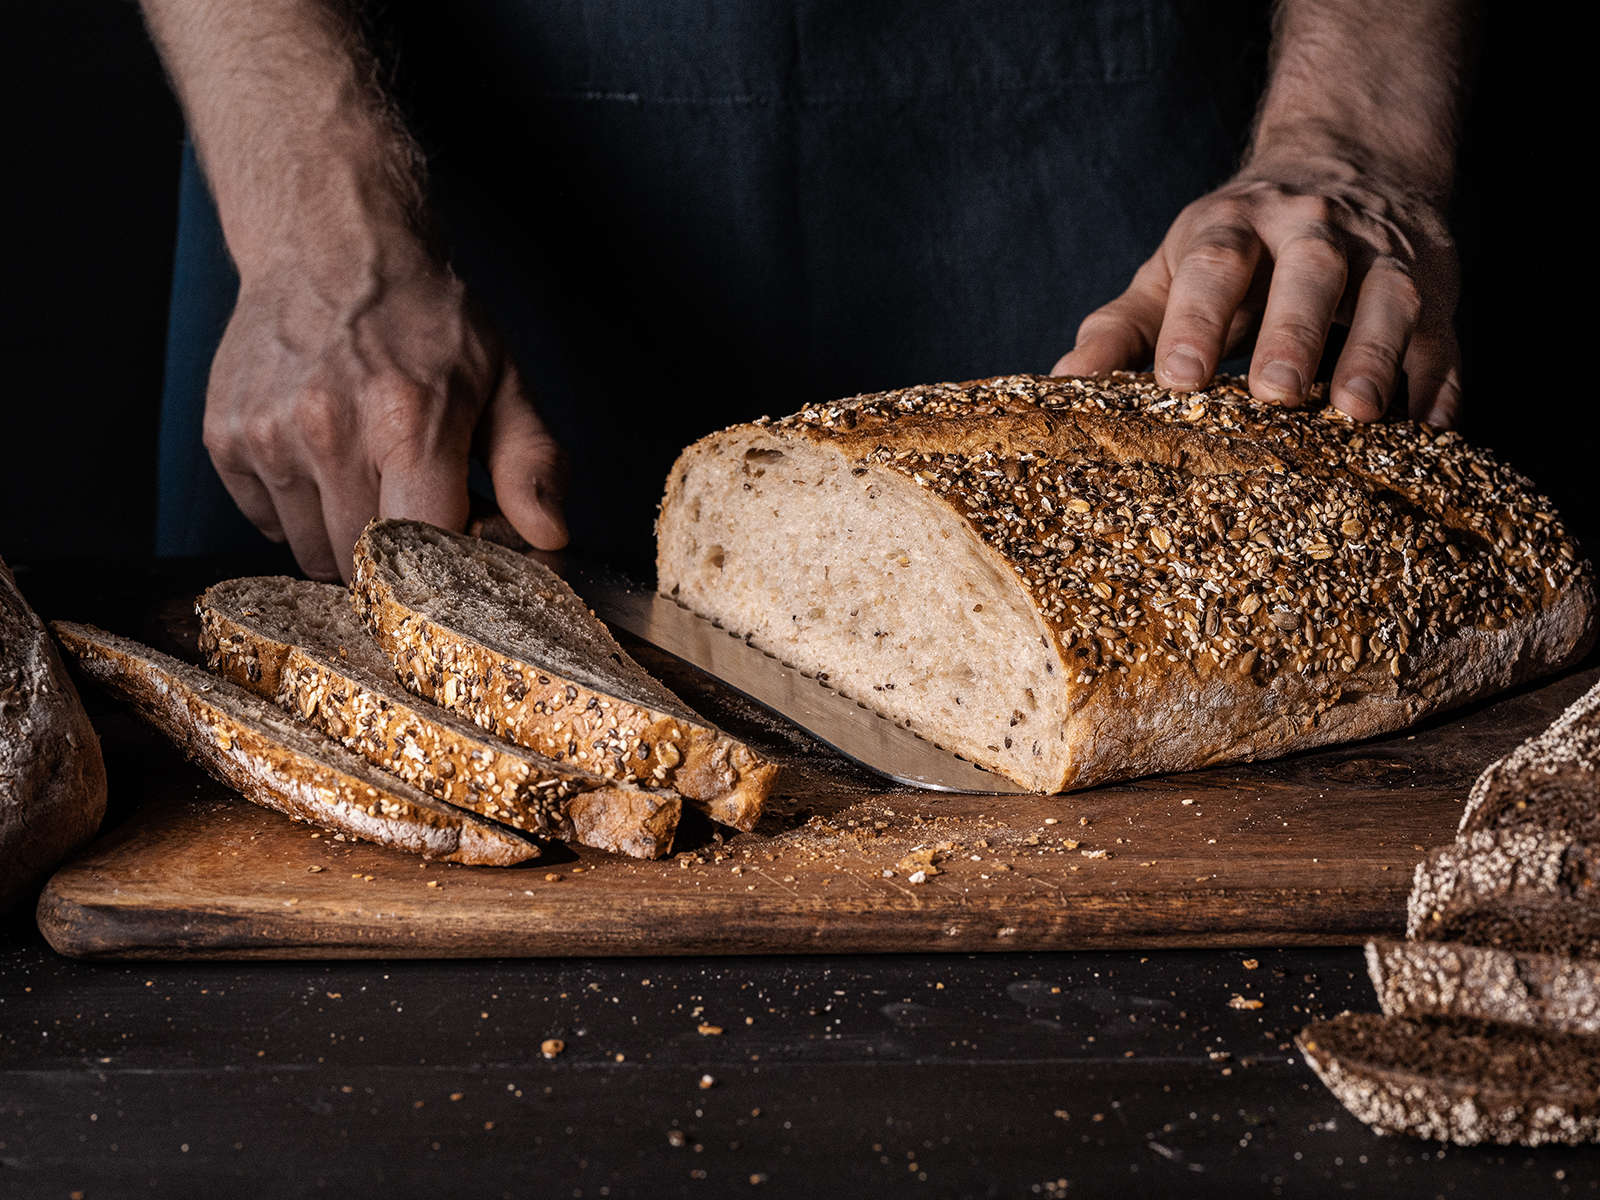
3, 557, 1597, 1198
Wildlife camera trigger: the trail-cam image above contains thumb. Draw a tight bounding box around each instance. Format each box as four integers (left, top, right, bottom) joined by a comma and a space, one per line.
481, 362, 569, 550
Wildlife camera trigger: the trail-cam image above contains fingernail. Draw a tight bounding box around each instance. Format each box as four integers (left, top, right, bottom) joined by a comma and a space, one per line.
1256, 361, 1304, 400
1340, 376, 1383, 419
1162, 349, 1206, 389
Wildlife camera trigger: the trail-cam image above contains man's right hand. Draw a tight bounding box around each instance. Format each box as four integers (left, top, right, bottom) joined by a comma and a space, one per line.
204, 239, 567, 581
140, 0, 568, 580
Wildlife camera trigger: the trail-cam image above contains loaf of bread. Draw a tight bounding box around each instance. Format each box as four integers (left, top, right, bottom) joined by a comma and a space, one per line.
658, 372, 1595, 791
1297, 1013, 1600, 1145
1461, 677, 1600, 838
53, 622, 537, 866
1367, 937, 1600, 1036
198, 577, 681, 859
1, 559, 106, 909
352, 519, 778, 829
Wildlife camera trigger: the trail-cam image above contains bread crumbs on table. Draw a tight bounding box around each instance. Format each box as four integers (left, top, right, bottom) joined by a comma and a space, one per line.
306, 865, 323, 873
1229, 995, 1264, 1010
541, 1038, 565, 1058
544, 873, 563, 882
1242, 958, 1259, 969
449, 1092, 464, 1101
699, 1074, 716, 1089
426, 880, 440, 889
697, 1023, 724, 1036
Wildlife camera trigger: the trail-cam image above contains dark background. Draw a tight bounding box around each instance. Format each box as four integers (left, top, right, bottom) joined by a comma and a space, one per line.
0, 1, 1586, 565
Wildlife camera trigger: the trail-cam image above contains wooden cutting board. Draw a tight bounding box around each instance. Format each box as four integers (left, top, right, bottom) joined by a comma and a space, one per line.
37, 596, 1596, 959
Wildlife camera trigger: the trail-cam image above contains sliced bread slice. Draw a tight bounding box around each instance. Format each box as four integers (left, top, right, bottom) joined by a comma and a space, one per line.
1367, 937, 1600, 1036
1461, 677, 1600, 838
197, 577, 680, 859
350, 519, 777, 830
52, 622, 537, 867
1406, 828, 1600, 953
1297, 1012, 1600, 1145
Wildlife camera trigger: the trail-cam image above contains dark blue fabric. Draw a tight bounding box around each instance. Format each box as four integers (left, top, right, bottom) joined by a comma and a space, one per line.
157, 0, 1266, 566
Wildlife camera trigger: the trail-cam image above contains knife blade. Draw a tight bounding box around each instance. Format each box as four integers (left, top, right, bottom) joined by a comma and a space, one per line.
566, 563, 1029, 794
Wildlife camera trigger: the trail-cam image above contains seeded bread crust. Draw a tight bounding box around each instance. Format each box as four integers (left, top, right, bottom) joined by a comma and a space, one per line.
1461, 678, 1600, 838
1, 560, 106, 910
1367, 938, 1600, 1036
1297, 1013, 1600, 1146
658, 372, 1595, 792
351, 520, 777, 830
196, 577, 680, 859
1405, 828, 1600, 952
52, 622, 536, 867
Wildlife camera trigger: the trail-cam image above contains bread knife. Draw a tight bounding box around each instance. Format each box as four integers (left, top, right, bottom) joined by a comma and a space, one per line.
567, 563, 1029, 794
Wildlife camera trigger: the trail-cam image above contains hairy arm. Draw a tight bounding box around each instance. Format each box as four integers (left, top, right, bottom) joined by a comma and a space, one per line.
1056, 0, 1477, 426
141, 0, 566, 578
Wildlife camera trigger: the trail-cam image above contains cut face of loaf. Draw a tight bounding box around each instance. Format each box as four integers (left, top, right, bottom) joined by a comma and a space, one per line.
197, 577, 681, 860
1406, 828, 1600, 955
351, 519, 777, 830
1461, 676, 1600, 838
1367, 937, 1600, 1036
658, 372, 1596, 792
52, 622, 537, 867
1297, 1012, 1600, 1146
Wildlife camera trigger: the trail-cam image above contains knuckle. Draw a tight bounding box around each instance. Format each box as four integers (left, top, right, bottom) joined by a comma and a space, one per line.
1186, 223, 1257, 271
1076, 309, 1136, 340
1284, 227, 1348, 275
1343, 339, 1404, 378
1290, 195, 1337, 226
1375, 262, 1423, 323
294, 386, 347, 458
365, 374, 437, 451
1260, 317, 1328, 356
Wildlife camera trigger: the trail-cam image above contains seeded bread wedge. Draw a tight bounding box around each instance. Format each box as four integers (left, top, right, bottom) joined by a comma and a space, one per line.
197, 577, 680, 859
1297, 1012, 1600, 1146
1405, 828, 1600, 953
351, 519, 777, 830
52, 622, 536, 866
1461, 677, 1600, 838
1367, 938, 1600, 1036
657, 372, 1595, 792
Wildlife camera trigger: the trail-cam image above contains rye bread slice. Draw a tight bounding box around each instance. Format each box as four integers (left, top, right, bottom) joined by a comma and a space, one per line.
1406, 828, 1600, 953
52, 622, 536, 867
1367, 937, 1600, 1036
350, 519, 777, 830
197, 577, 680, 859
1460, 677, 1600, 838
1297, 1012, 1600, 1145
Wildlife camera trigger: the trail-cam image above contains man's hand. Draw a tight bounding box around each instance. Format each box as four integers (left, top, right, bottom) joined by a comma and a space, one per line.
205, 246, 566, 581
1054, 0, 1475, 428
141, 0, 567, 579
1053, 157, 1461, 426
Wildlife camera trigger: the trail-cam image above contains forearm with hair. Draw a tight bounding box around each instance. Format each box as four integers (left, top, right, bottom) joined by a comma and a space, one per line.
1249, 0, 1478, 202
139, 0, 429, 276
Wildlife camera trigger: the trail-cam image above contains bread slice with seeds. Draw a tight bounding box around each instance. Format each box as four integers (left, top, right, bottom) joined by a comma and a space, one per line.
197, 577, 680, 859
52, 622, 536, 866
351, 519, 776, 830
1460, 676, 1600, 838
657, 371, 1594, 792
1367, 937, 1600, 1036
1405, 828, 1600, 953
1297, 1012, 1600, 1146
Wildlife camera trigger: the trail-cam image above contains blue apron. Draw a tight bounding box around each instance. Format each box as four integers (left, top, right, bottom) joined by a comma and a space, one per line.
157, 0, 1266, 566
